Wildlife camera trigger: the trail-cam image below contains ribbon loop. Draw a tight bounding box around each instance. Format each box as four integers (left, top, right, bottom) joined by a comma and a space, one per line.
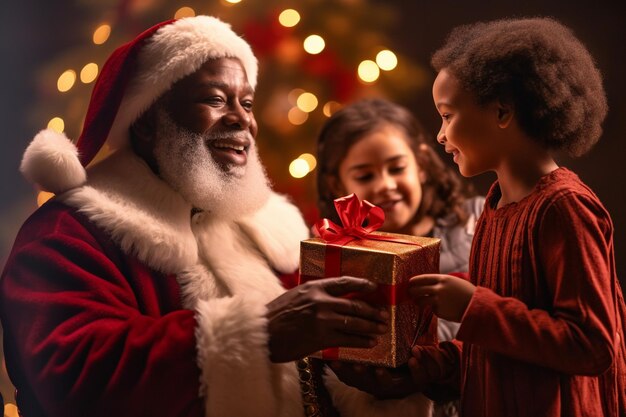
314, 194, 385, 242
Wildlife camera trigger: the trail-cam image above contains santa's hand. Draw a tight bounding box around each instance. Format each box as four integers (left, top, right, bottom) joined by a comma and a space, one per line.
266, 276, 389, 363
408, 274, 476, 322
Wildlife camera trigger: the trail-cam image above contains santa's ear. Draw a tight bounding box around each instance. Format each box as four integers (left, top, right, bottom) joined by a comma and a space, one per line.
130, 106, 158, 144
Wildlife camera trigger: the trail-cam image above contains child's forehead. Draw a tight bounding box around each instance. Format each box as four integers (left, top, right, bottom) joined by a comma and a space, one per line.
433, 69, 470, 104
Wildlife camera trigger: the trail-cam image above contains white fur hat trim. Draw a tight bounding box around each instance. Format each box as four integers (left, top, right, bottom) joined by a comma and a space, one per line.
20, 129, 86, 194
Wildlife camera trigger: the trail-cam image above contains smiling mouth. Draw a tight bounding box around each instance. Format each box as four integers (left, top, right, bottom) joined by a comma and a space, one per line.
213, 141, 247, 154
209, 138, 250, 167
375, 200, 401, 210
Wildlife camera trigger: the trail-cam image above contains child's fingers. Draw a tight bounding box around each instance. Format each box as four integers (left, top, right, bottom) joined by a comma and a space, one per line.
408, 275, 440, 300
409, 275, 442, 287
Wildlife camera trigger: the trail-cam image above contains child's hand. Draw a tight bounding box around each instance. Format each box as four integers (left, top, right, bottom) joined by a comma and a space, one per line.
329, 361, 420, 399
407, 345, 444, 387
408, 274, 476, 322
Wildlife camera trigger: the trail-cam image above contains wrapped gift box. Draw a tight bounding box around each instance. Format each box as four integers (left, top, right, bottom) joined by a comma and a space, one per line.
299, 231, 440, 367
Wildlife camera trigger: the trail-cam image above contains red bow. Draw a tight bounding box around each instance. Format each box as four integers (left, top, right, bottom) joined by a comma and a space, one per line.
313, 194, 385, 245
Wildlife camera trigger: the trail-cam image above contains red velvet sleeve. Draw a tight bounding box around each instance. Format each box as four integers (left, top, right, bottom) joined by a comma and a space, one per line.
420, 340, 463, 401
457, 193, 617, 375
0, 208, 204, 416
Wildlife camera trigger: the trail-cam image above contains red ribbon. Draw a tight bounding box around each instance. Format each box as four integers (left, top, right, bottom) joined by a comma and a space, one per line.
313, 194, 422, 247
313, 194, 385, 244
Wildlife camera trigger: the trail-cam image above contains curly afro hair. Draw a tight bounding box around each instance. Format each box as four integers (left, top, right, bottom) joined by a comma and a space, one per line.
431, 17, 608, 157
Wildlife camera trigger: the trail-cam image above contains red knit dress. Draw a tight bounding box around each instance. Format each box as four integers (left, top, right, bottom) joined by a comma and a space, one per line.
455, 168, 626, 416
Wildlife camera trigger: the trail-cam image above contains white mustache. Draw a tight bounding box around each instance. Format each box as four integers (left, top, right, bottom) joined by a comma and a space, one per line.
204, 131, 252, 143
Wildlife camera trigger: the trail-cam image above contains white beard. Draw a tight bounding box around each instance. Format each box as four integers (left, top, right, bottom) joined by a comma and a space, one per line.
152, 108, 271, 220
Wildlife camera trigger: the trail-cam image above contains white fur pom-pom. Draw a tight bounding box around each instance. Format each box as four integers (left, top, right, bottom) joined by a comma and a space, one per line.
20, 129, 87, 194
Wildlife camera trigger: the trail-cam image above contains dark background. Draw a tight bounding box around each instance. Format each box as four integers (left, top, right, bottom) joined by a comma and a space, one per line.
1, 0, 624, 285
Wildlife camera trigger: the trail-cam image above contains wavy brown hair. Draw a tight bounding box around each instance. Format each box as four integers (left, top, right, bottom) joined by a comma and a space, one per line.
316, 98, 472, 228
432, 17, 607, 157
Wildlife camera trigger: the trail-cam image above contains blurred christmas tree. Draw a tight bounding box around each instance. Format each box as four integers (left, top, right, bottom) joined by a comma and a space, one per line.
32, 0, 429, 225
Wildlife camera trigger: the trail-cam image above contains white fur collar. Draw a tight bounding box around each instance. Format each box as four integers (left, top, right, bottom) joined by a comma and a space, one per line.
60, 149, 198, 273
59, 149, 309, 277
184, 193, 309, 306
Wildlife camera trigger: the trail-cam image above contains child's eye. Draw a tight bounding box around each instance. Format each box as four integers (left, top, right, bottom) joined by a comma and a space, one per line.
441, 113, 451, 121
389, 166, 406, 174
354, 173, 373, 183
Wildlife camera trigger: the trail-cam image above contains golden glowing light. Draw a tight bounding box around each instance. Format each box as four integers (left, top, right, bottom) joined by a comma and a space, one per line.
174, 6, 196, 18
278, 9, 300, 27
299, 153, 317, 171
80, 63, 98, 84
47, 117, 65, 132
288, 88, 306, 105
37, 191, 55, 207
322, 101, 342, 117
303, 35, 325, 54
224, 0, 242, 3
93, 24, 111, 45
376, 50, 398, 71
289, 158, 311, 178
287, 107, 309, 125
296, 92, 318, 112
57, 70, 76, 92
357, 60, 380, 83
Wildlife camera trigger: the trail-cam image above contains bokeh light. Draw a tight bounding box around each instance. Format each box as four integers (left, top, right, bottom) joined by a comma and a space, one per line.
287, 107, 309, 125
57, 70, 76, 92
289, 158, 311, 178
279, 9, 300, 27
80, 63, 98, 84
47, 117, 65, 133
37, 191, 55, 207
322, 101, 342, 117
288, 88, 306, 106
303, 35, 325, 54
174, 6, 196, 18
376, 50, 398, 71
296, 92, 318, 112
93, 24, 111, 45
299, 153, 317, 171
357, 60, 380, 83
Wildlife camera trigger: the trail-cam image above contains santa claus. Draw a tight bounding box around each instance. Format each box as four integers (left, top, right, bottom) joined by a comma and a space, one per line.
1, 16, 431, 417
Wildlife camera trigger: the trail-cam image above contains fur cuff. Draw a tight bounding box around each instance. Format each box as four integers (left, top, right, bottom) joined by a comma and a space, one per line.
323, 368, 433, 417
20, 129, 86, 194
195, 295, 278, 416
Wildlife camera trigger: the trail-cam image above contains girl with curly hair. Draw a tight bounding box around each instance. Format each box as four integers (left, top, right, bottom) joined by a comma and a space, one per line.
316, 98, 483, 416
408, 17, 626, 417
316, 98, 483, 294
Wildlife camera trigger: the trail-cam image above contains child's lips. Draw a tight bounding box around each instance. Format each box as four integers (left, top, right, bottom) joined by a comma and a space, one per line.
376, 200, 401, 210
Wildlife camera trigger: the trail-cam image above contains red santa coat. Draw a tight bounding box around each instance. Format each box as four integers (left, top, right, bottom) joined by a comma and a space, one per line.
1, 148, 432, 417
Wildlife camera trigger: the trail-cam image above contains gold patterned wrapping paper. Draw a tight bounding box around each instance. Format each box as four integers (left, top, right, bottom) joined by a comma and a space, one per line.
299, 231, 440, 367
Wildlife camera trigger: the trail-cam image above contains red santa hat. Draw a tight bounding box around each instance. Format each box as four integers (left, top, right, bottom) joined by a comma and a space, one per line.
20, 16, 258, 194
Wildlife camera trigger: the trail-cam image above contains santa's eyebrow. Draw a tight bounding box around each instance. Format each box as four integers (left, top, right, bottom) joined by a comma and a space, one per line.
198, 81, 254, 95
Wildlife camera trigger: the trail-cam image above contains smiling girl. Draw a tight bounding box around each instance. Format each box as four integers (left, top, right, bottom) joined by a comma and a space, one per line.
316, 98, 484, 292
